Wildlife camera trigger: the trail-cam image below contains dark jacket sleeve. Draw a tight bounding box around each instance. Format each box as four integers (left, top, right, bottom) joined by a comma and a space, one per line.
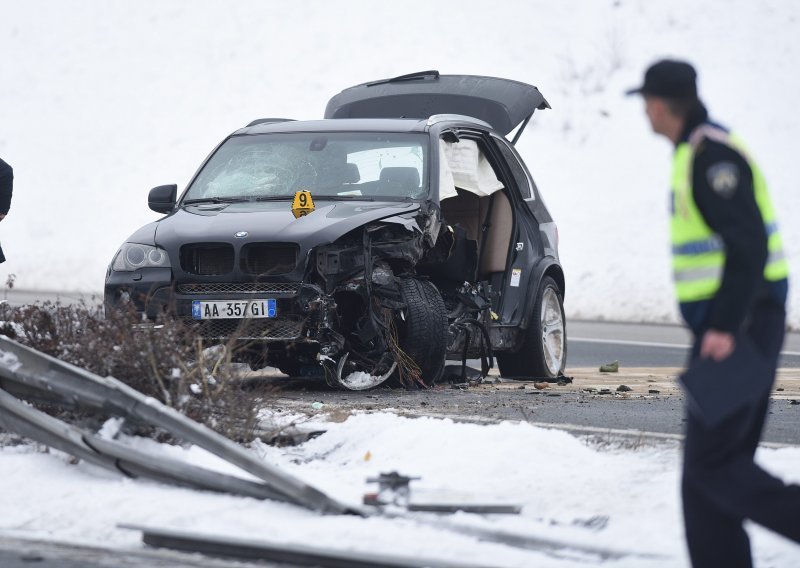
0, 158, 13, 215
691, 141, 768, 333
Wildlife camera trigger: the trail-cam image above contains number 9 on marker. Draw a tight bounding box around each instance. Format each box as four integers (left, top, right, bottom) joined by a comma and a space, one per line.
292, 190, 315, 219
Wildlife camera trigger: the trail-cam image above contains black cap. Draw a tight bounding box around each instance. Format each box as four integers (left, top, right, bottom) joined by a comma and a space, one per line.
626, 59, 698, 98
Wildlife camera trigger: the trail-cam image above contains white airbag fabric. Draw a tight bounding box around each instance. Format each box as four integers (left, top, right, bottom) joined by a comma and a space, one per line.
439, 139, 504, 200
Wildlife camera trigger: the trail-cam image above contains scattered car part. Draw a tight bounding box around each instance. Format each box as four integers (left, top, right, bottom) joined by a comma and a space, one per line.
363, 471, 420, 507
600, 360, 620, 373
363, 471, 521, 515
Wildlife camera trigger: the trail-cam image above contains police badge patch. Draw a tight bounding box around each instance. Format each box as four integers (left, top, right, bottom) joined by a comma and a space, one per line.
706, 162, 739, 198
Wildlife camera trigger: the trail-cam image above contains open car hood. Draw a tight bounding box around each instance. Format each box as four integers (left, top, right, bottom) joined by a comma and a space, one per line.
324, 71, 550, 136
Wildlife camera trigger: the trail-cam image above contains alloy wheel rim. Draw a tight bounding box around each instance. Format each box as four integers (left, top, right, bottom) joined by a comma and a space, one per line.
334, 352, 397, 390
540, 288, 565, 376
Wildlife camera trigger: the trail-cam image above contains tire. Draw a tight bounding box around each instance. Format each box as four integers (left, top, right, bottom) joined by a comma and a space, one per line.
395, 278, 448, 386
497, 276, 567, 380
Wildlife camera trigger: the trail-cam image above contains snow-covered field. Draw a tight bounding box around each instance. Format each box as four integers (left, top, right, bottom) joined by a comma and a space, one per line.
1, 411, 799, 567
1, 0, 799, 326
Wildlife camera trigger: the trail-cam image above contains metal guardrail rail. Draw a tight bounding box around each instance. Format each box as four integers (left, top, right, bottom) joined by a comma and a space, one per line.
120, 524, 500, 568
0, 336, 352, 514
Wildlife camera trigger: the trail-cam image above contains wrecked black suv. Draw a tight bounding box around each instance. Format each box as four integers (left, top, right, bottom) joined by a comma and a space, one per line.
105, 71, 566, 389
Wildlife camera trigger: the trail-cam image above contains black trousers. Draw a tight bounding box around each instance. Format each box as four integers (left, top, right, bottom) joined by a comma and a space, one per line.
682, 300, 800, 567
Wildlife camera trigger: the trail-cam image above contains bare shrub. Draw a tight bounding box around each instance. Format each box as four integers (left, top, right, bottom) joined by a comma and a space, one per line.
0, 301, 262, 442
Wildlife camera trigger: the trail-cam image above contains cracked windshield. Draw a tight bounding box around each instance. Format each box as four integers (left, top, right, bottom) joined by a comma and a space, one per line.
184, 133, 427, 201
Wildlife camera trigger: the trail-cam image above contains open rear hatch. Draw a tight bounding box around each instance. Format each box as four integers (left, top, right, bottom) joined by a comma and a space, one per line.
325, 71, 550, 142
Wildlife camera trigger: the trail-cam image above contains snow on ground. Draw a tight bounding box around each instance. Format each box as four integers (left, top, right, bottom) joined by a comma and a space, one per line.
1, 412, 799, 567
1, 0, 799, 326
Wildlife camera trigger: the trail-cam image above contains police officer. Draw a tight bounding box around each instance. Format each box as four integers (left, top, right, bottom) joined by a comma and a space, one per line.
0, 157, 12, 263
628, 59, 800, 567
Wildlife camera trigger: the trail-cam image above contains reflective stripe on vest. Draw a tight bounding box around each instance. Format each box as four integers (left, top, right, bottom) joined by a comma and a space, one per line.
671, 124, 789, 302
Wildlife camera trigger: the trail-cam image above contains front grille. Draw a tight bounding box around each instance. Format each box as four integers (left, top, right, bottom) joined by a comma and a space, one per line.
177, 282, 302, 295
183, 316, 304, 341
241, 243, 298, 276
180, 244, 235, 275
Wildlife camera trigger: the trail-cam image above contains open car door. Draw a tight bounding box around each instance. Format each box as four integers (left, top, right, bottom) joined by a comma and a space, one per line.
325, 71, 549, 143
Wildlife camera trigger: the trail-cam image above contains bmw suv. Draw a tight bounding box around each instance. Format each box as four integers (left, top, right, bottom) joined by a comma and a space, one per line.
105, 71, 566, 390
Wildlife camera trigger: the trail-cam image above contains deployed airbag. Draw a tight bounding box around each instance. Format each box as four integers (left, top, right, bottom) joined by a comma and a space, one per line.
439, 139, 504, 200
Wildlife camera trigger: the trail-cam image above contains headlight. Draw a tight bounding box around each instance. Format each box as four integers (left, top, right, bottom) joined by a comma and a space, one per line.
112, 243, 171, 271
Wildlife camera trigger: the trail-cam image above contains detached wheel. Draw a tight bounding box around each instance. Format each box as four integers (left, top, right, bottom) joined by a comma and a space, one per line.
394, 278, 448, 386
497, 276, 566, 379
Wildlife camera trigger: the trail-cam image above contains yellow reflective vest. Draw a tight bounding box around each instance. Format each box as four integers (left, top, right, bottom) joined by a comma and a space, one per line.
671, 124, 788, 303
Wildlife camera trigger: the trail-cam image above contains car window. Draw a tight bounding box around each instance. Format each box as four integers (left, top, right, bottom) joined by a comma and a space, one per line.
492, 136, 535, 200
346, 146, 423, 185
184, 133, 428, 201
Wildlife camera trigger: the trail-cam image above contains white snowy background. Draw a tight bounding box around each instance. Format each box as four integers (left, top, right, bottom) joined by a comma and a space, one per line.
2, 2, 800, 567
1, 0, 799, 326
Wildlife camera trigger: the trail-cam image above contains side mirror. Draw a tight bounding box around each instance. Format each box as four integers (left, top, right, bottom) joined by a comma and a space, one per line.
148, 184, 177, 214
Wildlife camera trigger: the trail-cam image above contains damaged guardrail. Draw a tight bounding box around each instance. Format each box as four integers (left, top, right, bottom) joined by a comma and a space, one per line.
0, 335, 352, 514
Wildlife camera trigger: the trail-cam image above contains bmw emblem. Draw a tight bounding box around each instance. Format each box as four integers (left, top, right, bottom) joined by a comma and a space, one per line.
234, 231, 248, 238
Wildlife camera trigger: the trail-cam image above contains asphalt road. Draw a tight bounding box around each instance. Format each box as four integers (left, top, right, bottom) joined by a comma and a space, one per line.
272, 375, 800, 446
567, 319, 800, 369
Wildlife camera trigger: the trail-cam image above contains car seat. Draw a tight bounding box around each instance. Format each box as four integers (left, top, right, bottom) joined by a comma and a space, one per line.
378, 167, 420, 197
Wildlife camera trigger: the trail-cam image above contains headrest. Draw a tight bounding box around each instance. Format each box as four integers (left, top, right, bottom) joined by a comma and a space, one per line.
342, 162, 360, 183
379, 167, 420, 189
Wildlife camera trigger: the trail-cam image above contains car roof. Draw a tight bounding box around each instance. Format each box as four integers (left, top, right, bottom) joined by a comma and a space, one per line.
232, 115, 496, 137
234, 118, 430, 136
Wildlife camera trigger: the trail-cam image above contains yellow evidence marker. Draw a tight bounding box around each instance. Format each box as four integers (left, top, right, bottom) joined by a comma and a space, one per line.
292, 190, 315, 219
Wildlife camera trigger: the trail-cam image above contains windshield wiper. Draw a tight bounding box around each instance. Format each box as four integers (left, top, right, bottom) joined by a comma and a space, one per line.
183, 197, 249, 205
313, 195, 375, 201
251, 196, 294, 202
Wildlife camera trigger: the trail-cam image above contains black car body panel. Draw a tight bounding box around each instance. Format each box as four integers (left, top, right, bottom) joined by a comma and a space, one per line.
157, 200, 421, 273
126, 221, 160, 246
